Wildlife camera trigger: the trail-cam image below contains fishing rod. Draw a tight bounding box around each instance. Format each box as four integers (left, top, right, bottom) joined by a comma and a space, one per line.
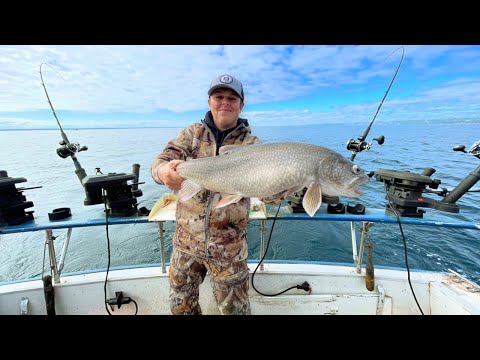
39, 63, 88, 184
288, 48, 406, 213
39, 63, 145, 217
346, 46, 405, 161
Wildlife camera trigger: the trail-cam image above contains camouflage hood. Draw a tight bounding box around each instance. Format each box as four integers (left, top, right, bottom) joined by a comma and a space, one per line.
203, 111, 251, 150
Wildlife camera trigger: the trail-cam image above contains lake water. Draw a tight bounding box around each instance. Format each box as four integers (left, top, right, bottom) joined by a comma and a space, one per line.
1, 122, 479, 284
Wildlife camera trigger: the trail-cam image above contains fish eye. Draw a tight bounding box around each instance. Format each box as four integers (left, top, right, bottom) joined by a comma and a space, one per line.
352, 164, 362, 175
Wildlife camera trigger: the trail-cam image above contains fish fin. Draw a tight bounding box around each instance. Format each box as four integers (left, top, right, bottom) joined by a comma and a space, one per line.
214, 194, 244, 209
178, 179, 203, 202
262, 185, 305, 204
266, 185, 305, 200
218, 144, 245, 155
302, 182, 322, 217
281, 185, 306, 198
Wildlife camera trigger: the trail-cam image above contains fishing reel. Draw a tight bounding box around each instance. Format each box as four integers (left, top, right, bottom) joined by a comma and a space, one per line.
56, 140, 88, 159
372, 139, 480, 218
347, 135, 385, 160
453, 139, 480, 159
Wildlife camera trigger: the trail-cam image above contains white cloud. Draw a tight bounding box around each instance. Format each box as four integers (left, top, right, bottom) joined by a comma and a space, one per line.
0, 45, 479, 128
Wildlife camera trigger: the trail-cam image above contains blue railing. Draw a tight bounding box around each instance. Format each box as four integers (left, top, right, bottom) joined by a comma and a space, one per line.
1, 206, 479, 284
2, 207, 479, 234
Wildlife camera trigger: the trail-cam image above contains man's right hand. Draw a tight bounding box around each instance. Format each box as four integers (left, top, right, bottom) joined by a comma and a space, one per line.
157, 160, 185, 190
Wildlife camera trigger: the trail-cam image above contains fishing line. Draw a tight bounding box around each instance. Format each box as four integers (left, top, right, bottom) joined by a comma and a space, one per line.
103, 191, 113, 315
251, 202, 311, 296
41, 241, 48, 279
386, 192, 424, 315
347, 47, 422, 313
39, 63, 67, 130
349, 46, 405, 161
102, 191, 139, 315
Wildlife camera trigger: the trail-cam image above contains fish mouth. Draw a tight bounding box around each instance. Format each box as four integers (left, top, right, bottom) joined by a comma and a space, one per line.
348, 176, 369, 196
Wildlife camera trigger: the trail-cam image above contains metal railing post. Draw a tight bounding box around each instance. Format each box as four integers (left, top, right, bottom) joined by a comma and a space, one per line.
158, 222, 166, 274
357, 222, 374, 273
45, 229, 60, 283
58, 227, 72, 275
260, 219, 266, 271
350, 221, 358, 266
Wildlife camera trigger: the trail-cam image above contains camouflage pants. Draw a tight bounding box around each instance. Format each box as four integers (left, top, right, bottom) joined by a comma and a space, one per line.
169, 248, 251, 315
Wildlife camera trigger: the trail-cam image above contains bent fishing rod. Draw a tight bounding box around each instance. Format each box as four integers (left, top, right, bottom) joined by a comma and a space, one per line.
347, 46, 405, 161
39, 63, 88, 185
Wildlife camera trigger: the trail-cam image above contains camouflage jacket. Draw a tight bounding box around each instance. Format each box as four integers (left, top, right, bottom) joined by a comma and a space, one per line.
151, 119, 261, 262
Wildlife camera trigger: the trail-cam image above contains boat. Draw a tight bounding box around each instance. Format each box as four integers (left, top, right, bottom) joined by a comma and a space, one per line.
1, 188, 479, 315
2, 129, 479, 315
1, 60, 478, 315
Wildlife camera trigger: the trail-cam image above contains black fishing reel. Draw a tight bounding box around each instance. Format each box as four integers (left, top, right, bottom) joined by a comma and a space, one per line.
347, 135, 385, 160
346, 135, 385, 152
56, 140, 88, 159
453, 139, 480, 159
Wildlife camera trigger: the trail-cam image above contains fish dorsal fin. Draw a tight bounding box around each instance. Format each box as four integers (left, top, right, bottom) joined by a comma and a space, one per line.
214, 194, 244, 209
302, 181, 322, 217
218, 144, 245, 155
178, 179, 204, 202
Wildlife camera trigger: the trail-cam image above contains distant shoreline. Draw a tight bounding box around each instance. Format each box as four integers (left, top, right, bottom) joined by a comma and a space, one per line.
0, 127, 185, 131
1, 120, 479, 131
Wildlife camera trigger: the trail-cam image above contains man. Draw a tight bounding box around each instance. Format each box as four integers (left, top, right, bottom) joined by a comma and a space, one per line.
151, 74, 278, 315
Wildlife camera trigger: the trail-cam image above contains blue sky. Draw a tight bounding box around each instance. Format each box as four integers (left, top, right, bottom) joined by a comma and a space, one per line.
1, 45, 479, 129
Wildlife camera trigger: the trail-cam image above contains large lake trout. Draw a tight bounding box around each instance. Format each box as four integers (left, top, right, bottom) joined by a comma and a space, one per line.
176, 142, 369, 217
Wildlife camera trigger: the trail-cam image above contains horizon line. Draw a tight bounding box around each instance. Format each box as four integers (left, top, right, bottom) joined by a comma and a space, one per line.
1, 119, 479, 131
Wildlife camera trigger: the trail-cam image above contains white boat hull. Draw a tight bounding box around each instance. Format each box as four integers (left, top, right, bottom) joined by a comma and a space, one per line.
1, 263, 478, 315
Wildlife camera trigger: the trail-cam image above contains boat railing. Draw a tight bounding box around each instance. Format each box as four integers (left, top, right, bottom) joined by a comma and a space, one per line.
1, 202, 479, 285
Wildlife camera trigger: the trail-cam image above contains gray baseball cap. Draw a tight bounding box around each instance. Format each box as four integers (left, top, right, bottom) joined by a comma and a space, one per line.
208, 74, 244, 100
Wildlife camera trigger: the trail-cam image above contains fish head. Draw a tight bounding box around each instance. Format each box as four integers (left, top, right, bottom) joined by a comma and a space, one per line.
317, 155, 369, 198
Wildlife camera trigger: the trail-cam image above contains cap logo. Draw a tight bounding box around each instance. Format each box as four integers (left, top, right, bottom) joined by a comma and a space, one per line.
219, 75, 233, 84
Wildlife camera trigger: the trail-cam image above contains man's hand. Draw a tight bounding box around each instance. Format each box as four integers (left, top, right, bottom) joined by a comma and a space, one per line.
157, 160, 185, 190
